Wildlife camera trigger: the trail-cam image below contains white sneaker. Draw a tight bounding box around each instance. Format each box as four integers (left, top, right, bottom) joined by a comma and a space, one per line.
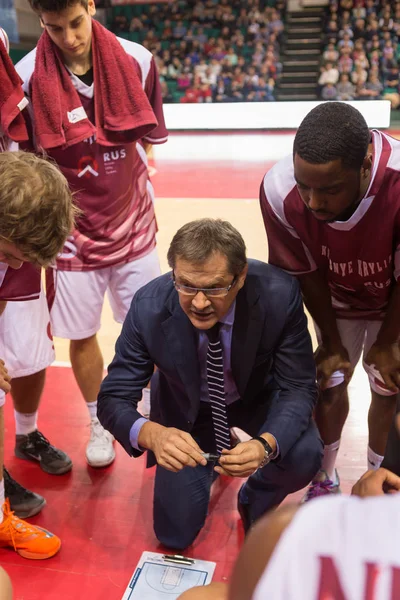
86, 418, 115, 468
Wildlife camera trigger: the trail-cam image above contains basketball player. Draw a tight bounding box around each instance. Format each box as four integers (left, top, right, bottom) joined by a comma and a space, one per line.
16, 0, 168, 467
260, 101, 400, 497
0, 150, 76, 558
0, 26, 72, 518
179, 465, 400, 600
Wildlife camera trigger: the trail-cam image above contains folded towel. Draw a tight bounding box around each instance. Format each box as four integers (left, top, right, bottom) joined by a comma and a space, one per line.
30, 20, 158, 150
0, 28, 29, 142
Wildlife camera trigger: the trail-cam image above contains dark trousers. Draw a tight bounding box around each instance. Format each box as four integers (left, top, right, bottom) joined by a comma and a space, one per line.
153, 411, 322, 550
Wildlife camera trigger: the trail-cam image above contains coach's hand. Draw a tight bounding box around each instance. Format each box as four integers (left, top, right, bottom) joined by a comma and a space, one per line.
138, 422, 207, 472
351, 468, 400, 497
365, 342, 400, 393
314, 343, 352, 389
215, 440, 270, 478
0, 359, 11, 394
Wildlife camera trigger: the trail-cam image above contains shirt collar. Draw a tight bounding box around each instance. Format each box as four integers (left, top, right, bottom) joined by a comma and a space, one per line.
220, 299, 236, 327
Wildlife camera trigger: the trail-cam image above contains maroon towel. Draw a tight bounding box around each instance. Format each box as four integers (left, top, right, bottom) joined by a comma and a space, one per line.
30, 20, 158, 150
0, 33, 29, 142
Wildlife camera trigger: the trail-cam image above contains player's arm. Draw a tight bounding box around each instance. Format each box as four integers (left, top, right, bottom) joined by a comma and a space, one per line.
260, 181, 351, 386
228, 505, 298, 600
143, 141, 152, 155
299, 271, 352, 386
364, 281, 400, 391
143, 57, 168, 146
178, 505, 298, 600
364, 216, 400, 391
0, 302, 11, 393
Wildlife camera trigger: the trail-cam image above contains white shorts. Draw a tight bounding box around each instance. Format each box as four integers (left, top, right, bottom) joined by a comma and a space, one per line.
48, 248, 161, 340
315, 319, 395, 396
0, 290, 55, 408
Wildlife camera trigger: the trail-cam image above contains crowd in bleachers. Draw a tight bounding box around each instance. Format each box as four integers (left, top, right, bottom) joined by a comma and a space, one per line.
110, 0, 284, 103
319, 0, 400, 107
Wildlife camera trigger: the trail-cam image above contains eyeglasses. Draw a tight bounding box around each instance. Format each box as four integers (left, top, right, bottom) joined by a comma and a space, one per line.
173, 273, 237, 298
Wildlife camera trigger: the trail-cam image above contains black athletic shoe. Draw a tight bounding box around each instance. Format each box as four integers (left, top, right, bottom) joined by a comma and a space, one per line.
3, 467, 46, 518
15, 430, 73, 475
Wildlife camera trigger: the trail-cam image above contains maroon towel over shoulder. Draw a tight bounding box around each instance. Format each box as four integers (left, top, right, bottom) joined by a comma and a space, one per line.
0, 35, 29, 142
30, 20, 158, 150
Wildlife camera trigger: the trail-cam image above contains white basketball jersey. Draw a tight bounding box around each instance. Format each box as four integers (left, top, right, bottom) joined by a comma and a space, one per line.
253, 494, 400, 600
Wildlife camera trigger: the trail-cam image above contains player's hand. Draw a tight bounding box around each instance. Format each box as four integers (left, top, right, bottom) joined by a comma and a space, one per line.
351, 468, 400, 497
215, 441, 266, 478
0, 359, 11, 393
365, 342, 400, 393
314, 343, 352, 389
146, 424, 207, 472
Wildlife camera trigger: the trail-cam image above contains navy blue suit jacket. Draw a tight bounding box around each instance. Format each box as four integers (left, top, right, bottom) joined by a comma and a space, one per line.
97, 260, 317, 461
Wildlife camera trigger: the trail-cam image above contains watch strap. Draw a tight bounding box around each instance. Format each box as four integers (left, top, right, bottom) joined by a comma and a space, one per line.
252, 436, 274, 468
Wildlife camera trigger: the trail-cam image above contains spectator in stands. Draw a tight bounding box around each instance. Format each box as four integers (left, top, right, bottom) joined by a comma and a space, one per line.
338, 48, 354, 73
326, 19, 339, 40
109, 0, 284, 104
358, 72, 383, 99
354, 51, 370, 71
160, 80, 173, 103
321, 82, 338, 100
351, 62, 368, 86
353, 1, 366, 20
323, 42, 339, 64
319, 62, 339, 86
173, 19, 187, 40
369, 50, 381, 70
129, 16, 142, 32
338, 32, 354, 50
336, 72, 356, 99
383, 65, 400, 109
213, 75, 231, 102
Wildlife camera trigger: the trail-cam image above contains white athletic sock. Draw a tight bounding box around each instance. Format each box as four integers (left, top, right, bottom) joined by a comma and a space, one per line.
87, 401, 98, 420
0, 478, 4, 523
367, 446, 384, 471
14, 410, 38, 436
320, 440, 341, 482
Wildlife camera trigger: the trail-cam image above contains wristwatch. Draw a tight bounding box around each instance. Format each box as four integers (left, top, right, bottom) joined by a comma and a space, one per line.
252, 436, 274, 468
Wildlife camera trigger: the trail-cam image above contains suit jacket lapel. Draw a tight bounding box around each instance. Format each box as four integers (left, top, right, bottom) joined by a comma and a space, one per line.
161, 295, 200, 421
231, 281, 263, 398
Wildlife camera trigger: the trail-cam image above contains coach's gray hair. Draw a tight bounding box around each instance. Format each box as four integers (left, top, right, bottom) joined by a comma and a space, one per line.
167, 219, 247, 275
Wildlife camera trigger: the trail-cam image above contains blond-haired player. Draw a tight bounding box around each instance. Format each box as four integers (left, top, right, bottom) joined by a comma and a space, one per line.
0, 26, 73, 521
0, 150, 76, 558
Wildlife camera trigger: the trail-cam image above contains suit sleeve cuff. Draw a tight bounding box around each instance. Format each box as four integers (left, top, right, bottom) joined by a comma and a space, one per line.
268, 435, 280, 460
129, 417, 149, 451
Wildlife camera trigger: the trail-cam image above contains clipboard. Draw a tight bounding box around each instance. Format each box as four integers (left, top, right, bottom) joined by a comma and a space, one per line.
121, 551, 216, 599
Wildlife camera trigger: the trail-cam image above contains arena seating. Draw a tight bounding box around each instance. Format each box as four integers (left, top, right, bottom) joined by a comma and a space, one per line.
319, 0, 400, 108
109, 0, 284, 103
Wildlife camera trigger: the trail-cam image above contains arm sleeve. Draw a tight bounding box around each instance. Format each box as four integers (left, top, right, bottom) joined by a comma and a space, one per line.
143, 57, 168, 145
97, 298, 155, 457
263, 277, 318, 459
259, 180, 317, 275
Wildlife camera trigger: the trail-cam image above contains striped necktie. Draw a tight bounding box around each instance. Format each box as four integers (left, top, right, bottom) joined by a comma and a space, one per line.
206, 323, 231, 455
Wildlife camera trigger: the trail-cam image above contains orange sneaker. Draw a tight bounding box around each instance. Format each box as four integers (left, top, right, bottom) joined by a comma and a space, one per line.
0, 500, 61, 559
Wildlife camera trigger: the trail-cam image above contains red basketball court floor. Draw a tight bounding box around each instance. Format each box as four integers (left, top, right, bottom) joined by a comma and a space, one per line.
2, 131, 386, 599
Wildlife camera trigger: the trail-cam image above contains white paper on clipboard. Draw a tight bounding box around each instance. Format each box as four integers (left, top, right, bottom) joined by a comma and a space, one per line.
121, 551, 216, 600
